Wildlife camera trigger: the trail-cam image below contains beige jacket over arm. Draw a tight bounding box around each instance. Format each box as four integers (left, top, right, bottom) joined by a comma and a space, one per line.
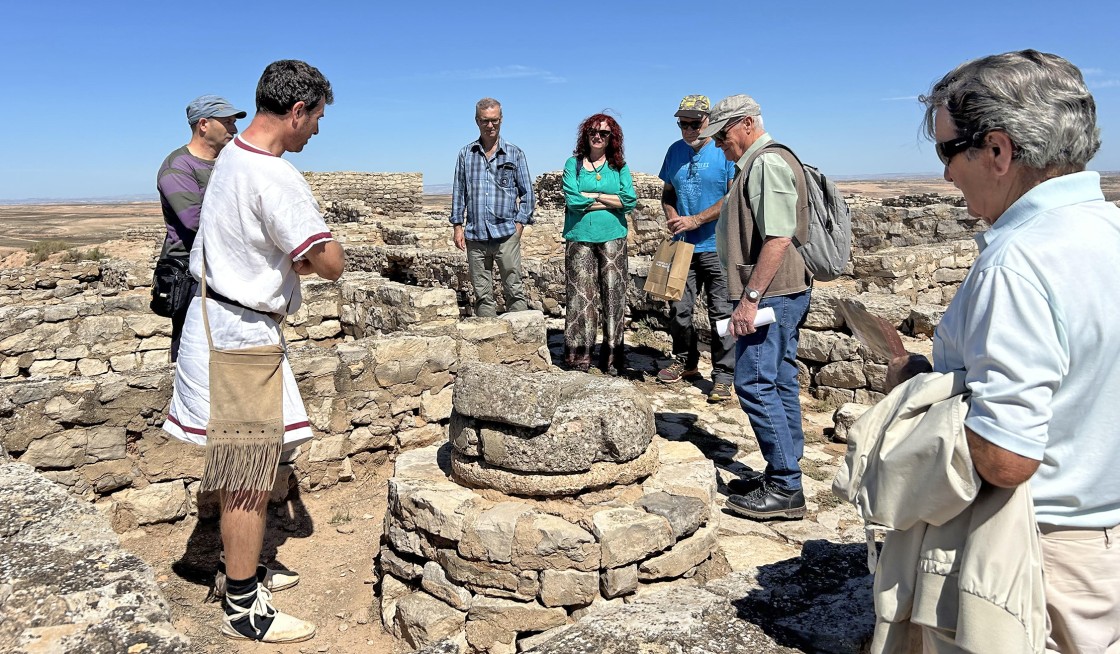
833, 371, 1045, 653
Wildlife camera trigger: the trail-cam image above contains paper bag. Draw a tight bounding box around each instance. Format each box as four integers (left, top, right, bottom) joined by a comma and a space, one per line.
643, 239, 694, 302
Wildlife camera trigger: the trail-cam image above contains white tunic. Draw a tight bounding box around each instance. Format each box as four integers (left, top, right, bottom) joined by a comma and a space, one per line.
162, 135, 333, 448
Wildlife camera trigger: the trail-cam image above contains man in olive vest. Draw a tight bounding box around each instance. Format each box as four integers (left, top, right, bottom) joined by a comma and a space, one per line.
701, 94, 812, 521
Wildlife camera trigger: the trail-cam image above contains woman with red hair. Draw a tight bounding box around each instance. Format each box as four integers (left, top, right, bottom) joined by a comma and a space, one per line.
562, 113, 638, 374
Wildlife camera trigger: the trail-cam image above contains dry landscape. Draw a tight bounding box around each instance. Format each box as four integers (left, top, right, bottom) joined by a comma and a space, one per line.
2, 173, 1117, 654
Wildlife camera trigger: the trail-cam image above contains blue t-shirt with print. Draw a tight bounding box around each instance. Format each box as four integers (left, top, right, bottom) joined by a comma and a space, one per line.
657, 139, 736, 252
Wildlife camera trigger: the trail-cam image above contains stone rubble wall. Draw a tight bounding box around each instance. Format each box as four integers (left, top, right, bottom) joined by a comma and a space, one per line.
0, 312, 551, 532
0, 462, 190, 653
303, 172, 423, 217
380, 440, 723, 654
533, 171, 665, 211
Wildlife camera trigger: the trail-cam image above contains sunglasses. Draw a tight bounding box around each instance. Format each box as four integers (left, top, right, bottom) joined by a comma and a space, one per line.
935, 132, 983, 165
712, 117, 745, 143
477, 118, 501, 125
591, 129, 612, 139
677, 119, 703, 130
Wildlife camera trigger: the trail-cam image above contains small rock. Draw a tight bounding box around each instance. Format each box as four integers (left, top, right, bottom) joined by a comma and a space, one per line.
336, 524, 355, 534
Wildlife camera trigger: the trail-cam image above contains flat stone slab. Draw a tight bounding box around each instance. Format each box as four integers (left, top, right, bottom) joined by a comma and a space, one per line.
453, 363, 592, 428
451, 363, 656, 473
450, 440, 660, 497
0, 463, 189, 654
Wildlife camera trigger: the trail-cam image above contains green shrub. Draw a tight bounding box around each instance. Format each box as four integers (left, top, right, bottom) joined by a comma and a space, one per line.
28, 240, 71, 262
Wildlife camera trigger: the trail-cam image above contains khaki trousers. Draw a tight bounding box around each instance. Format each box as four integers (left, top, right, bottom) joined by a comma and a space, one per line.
1041, 524, 1120, 654
466, 231, 526, 318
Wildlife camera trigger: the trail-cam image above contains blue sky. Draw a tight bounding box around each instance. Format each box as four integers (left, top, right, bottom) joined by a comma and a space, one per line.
2, 0, 1118, 200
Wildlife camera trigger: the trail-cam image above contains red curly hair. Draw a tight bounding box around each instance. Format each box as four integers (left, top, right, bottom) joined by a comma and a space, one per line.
574, 113, 625, 171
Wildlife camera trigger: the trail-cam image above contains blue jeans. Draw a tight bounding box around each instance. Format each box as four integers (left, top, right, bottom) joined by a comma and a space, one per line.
733, 289, 811, 492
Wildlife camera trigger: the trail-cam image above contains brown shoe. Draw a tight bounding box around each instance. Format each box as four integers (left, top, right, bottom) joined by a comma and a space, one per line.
657, 360, 700, 384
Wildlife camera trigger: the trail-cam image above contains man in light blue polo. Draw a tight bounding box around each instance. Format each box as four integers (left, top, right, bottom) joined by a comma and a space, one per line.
656, 95, 737, 403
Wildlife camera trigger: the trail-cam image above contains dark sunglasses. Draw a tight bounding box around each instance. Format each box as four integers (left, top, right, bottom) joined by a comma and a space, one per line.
712, 117, 745, 143
591, 129, 612, 139
936, 132, 984, 165
677, 119, 703, 130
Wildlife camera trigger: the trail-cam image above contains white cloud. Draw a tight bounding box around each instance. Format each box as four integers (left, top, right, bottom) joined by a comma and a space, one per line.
879, 95, 919, 102
1089, 79, 1120, 89
436, 65, 566, 84
1081, 67, 1104, 76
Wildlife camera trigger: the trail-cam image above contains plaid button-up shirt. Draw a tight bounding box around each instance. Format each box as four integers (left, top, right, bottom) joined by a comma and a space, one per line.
450, 137, 535, 241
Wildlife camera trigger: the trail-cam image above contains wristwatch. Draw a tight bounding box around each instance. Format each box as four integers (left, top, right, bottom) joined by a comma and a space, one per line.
744, 288, 762, 303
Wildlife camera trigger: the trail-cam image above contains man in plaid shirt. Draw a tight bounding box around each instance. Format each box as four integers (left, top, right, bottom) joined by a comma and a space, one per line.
450, 98, 535, 317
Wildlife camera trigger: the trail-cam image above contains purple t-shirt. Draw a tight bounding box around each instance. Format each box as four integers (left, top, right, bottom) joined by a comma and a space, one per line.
157, 145, 213, 255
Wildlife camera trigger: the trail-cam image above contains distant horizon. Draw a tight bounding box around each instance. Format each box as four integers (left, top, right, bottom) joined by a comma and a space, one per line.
4, 170, 1118, 206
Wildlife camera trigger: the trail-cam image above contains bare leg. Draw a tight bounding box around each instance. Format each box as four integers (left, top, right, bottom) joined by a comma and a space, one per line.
220, 490, 269, 580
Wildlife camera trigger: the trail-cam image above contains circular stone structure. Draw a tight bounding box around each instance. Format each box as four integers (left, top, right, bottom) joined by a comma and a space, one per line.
378, 363, 722, 653
382, 440, 719, 653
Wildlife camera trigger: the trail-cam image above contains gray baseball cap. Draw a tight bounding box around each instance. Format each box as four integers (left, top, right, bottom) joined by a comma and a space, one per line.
186, 95, 247, 125
699, 94, 761, 139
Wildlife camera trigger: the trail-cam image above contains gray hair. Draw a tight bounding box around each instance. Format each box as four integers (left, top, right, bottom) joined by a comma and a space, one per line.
752, 114, 765, 131
475, 97, 502, 118
920, 50, 1099, 172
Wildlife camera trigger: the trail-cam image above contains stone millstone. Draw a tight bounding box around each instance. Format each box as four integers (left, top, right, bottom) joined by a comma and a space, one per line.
450, 441, 660, 497
453, 363, 591, 428
450, 364, 656, 473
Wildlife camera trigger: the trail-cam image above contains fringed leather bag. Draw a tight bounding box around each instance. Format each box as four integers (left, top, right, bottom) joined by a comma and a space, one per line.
198, 252, 285, 493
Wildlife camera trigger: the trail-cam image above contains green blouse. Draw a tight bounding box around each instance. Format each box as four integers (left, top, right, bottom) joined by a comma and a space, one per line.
562, 156, 639, 243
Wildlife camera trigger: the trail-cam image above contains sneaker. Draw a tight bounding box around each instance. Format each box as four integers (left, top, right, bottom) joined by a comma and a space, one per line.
708, 382, 735, 403
215, 553, 300, 598
657, 361, 700, 384
221, 584, 316, 643
726, 482, 806, 521
725, 469, 765, 495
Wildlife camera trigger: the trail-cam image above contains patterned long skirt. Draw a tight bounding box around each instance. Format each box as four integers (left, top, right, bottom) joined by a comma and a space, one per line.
563, 237, 628, 372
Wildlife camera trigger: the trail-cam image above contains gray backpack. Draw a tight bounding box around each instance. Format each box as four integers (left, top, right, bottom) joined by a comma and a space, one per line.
750, 143, 852, 281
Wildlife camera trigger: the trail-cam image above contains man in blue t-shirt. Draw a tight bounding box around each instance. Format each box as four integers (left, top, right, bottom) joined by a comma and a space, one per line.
656, 95, 737, 402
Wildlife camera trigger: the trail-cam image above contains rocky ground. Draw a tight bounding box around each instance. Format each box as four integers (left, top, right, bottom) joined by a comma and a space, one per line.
113, 318, 875, 653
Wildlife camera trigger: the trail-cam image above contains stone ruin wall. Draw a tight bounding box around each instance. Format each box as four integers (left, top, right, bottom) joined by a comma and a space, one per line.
0, 247, 552, 533
0, 168, 998, 651
0, 171, 989, 525
304, 171, 424, 219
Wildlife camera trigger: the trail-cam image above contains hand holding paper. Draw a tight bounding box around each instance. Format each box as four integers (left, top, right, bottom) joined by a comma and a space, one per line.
716, 307, 776, 337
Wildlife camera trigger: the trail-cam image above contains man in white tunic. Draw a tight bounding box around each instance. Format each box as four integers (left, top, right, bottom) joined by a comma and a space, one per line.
163, 59, 343, 643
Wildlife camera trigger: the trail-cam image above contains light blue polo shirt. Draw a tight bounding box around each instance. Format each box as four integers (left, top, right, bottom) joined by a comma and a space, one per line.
658, 139, 735, 252
933, 171, 1120, 528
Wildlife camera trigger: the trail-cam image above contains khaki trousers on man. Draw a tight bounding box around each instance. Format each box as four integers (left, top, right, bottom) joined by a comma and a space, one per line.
466, 231, 527, 318
1041, 524, 1120, 653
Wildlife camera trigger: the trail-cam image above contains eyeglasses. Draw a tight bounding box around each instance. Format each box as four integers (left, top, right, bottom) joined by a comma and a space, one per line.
677, 120, 703, 130
935, 132, 983, 165
712, 117, 745, 144
477, 118, 501, 126
591, 129, 612, 139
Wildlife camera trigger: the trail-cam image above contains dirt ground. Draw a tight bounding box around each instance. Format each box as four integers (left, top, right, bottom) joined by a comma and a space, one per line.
0, 203, 164, 260
120, 456, 400, 654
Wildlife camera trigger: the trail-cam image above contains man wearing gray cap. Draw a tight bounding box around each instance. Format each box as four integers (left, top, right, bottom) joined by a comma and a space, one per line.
656, 94, 737, 403
701, 94, 812, 520
156, 95, 247, 360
